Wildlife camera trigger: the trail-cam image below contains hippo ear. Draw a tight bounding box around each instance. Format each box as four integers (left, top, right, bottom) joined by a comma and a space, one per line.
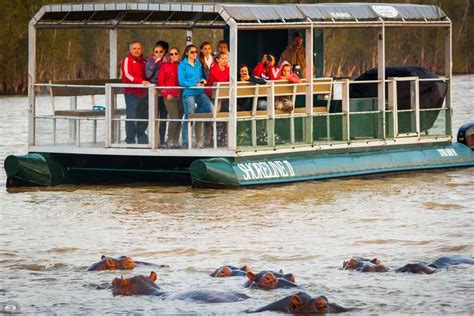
247, 271, 256, 281
149, 271, 157, 282
120, 276, 128, 287
241, 265, 251, 272
101, 255, 106, 260
371, 258, 381, 265
279, 269, 283, 273
106, 258, 116, 268
291, 294, 303, 310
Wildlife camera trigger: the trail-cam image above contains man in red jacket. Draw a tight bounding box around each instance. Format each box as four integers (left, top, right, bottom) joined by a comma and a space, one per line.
121, 40, 150, 144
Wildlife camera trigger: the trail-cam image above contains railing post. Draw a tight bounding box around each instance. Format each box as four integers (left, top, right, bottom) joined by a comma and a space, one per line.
388, 78, 398, 138
69, 96, 77, 144
105, 84, 112, 148
414, 77, 420, 137
149, 86, 157, 149
342, 79, 350, 143
76, 118, 81, 147
267, 81, 275, 147
213, 85, 219, 149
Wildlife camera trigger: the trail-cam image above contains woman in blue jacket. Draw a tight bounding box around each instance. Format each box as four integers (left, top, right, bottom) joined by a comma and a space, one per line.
178, 44, 213, 148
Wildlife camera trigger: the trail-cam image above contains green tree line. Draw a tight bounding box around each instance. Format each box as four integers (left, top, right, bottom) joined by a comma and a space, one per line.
0, 0, 471, 95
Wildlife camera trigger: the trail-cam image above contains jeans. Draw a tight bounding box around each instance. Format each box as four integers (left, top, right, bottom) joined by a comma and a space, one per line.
163, 97, 183, 146
158, 96, 168, 145
181, 94, 213, 146
125, 93, 149, 144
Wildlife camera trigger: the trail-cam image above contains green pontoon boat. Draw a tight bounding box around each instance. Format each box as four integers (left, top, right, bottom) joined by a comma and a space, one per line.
4, 2, 474, 187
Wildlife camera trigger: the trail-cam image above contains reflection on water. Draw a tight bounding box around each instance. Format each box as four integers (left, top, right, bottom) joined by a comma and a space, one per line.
0, 76, 473, 314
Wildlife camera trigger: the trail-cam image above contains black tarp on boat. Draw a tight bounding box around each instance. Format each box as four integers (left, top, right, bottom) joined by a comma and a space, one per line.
350, 66, 447, 131
350, 66, 447, 110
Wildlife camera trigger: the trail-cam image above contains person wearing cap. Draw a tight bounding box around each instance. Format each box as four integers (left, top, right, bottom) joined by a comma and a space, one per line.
278, 32, 306, 76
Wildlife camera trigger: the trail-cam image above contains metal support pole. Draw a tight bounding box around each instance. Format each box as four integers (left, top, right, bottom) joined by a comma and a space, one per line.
305, 25, 314, 144
186, 29, 193, 45
445, 23, 452, 137
28, 21, 36, 146
109, 28, 118, 79
377, 25, 386, 140
228, 19, 238, 150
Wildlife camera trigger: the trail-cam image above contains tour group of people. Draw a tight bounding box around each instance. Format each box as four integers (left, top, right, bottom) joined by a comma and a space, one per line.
120, 32, 305, 148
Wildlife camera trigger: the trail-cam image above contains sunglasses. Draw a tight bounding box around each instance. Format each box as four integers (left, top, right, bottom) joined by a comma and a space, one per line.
189, 50, 198, 54
154, 50, 163, 53
170, 52, 179, 56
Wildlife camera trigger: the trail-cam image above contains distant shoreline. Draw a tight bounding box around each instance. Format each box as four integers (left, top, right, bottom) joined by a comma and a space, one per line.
1, 73, 472, 97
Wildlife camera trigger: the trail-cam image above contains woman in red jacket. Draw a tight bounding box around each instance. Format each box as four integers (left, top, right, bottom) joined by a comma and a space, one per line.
206, 52, 230, 110
158, 47, 182, 148
253, 54, 280, 80
205, 52, 230, 146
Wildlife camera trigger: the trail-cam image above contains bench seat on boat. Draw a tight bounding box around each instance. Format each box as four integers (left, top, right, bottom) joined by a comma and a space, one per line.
189, 78, 332, 120
50, 79, 123, 118
53, 109, 126, 117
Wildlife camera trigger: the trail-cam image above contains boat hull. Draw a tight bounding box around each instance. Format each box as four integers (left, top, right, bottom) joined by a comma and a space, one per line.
190, 142, 474, 187
4, 142, 474, 188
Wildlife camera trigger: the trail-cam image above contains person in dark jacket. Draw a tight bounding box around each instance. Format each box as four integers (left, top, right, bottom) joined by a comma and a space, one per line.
238, 64, 267, 111
146, 41, 169, 147
198, 41, 213, 81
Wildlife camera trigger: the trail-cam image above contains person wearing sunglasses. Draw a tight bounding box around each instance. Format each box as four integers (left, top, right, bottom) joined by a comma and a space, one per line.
146, 41, 169, 147
178, 44, 213, 149
158, 47, 182, 149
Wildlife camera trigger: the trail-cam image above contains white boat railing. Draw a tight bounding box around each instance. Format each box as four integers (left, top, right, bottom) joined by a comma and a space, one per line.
30, 76, 451, 154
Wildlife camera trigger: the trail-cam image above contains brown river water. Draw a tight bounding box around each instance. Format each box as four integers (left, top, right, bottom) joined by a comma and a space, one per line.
0, 75, 473, 314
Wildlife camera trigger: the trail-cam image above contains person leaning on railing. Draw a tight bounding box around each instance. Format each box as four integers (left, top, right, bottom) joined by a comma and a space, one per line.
238, 64, 267, 111
146, 40, 169, 147
121, 40, 150, 144
158, 47, 182, 149
178, 44, 213, 149
198, 41, 213, 81
274, 61, 302, 112
206, 51, 230, 147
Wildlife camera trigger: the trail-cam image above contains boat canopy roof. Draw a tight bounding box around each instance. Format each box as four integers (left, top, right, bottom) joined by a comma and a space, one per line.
33, 2, 448, 29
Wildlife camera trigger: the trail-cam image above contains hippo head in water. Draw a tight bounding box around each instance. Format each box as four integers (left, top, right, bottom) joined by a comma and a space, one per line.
87, 255, 136, 271
395, 263, 436, 274
111, 271, 165, 296
210, 265, 251, 277
245, 271, 297, 290
343, 257, 389, 272
250, 291, 347, 314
